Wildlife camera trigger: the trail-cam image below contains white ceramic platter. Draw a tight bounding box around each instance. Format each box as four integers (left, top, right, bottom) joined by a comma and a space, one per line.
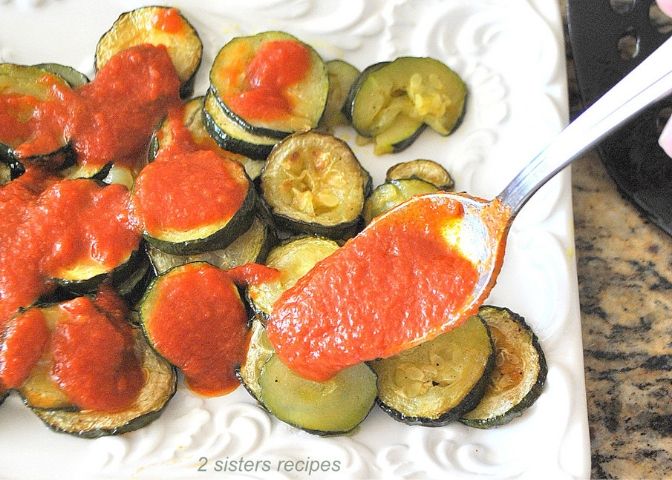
0, 0, 590, 478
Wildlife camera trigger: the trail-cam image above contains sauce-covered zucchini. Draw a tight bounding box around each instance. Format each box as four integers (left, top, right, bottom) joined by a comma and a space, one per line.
132, 150, 256, 255
209, 31, 329, 139
95, 6, 203, 97
371, 314, 494, 426
0, 64, 73, 168
460, 306, 547, 428
261, 131, 371, 238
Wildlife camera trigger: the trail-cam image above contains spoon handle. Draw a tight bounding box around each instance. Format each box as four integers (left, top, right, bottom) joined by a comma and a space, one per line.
498, 36, 672, 215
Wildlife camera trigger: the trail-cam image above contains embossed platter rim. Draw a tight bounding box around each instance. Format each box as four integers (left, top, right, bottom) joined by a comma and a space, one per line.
0, 1, 590, 479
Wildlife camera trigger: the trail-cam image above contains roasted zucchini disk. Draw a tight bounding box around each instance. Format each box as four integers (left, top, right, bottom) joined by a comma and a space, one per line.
95, 6, 202, 97
149, 97, 265, 180
32, 330, 177, 438
319, 60, 361, 129
460, 306, 547, 428
0, 64, 73, 168
386, 159, 455, 190
371, 314, 495, 426
52, 248, 143, 296
34, 63, 89, 88
147, 214, 275, 275
259, 354, 377, 435
247, 236, 339, 318
202, 90, 278, 160
236, 317, 275, 403
209, 31, 329, 138
363, 178, 438, 224
345, 57, 467, 154
132, 150, 257, 255
261, 131, 371, 238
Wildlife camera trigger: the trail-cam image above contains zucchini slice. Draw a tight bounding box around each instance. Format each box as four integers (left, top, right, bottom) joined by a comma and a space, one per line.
146, 214, 275, 275
319, 60, 360, 130
209, 31, 329, 138
261, 131, 371, 239
133, 150, 257, 255
460, 306, 547, 428
247, 236, 339, 318
345, 57, 467, 153
237, 317, 275, 403
202, 90, 278, 160
95, 6, 202, 97
0, 64, 73, 168
258, 354, 377, 435
385, 159, 455, 190
53, 248, 143, 296
115, 257, 153, 305
371, 314, 494, 426
0, 162, 11, 185
34, 63, 89, 88
32, 330, 177, 438
363, 178, 438, 224
150, 97, 265, 181
59, 162, 112, 181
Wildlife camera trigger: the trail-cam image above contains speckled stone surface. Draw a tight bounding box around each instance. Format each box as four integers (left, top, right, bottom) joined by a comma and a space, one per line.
562, 2, 672, 479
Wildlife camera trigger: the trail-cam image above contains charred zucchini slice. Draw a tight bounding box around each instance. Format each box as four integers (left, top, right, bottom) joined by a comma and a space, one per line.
95, 6, 202, 97
371, 314, 494, 426
147, 214, 275, 275
0, 64, 73, 168
133, 150, 257, 255
237, 317, 274, 403
202, 90, 278, 160
247, 236, 338, 318
385, 159, 454, 190
258, 354, 377, 435
363, 178, 438, 224
319, 60, 360, 130
261, 131, 371, 238
345, 57, 467, 153
32, 330, 177, 438
34, 63, 89, 88
460, 306, 547, 428
150, 97, 265, 180
209, 31, 329, 138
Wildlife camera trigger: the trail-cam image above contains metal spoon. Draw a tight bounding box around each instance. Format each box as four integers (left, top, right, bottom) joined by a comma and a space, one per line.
268, 37, 672, 379
425, 35, 672, 321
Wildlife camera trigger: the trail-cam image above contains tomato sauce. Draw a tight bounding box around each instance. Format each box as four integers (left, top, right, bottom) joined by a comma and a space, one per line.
70, 44, 181, 169
0, 175, 139, 326
0, 308, 50, 389
152, 7, 185, 34
52, 291, 144, 411
226, 40, 310, 121
226, 263, 280, 286
146, 263, 248, 396
133, 149, 248, 235
267, 195, 481, 381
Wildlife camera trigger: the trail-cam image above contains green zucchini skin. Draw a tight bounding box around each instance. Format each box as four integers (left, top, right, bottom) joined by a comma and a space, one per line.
53, 248, 145, 296
202, 90, 277, 160
209, 31, 329, 139
342, 62, 390, 125
143, 179, 258, 255
363, 178, 438, 225
460, 306, 547, 429
34, 63, 89, 88
31, 331, 178, 438
372, 315, 495, 427
59, 162, 113, 182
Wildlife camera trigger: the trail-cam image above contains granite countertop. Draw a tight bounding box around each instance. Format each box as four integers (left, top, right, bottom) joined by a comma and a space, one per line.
562, 3, 672, 479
